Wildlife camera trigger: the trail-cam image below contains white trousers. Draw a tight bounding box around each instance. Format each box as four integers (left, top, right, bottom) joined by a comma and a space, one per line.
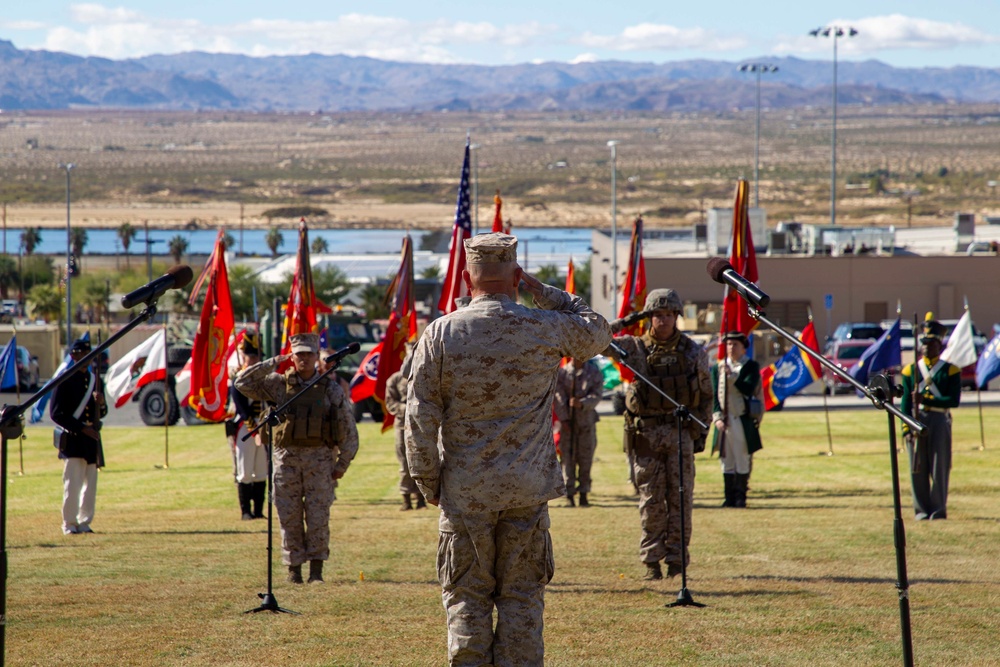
63, 458, 98, 530
719, 416, 752, 475
235, 423, 270, 484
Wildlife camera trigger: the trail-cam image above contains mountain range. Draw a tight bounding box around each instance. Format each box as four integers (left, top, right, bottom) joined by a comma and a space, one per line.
1, 38, 998, 112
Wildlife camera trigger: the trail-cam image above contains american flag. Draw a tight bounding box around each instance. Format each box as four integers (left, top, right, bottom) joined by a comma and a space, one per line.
437, 141, 473, 314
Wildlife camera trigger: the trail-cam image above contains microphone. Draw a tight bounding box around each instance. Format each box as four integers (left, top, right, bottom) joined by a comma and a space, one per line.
706, 258, 770, 309
121, 265, 194, 309
324, 342, 361, 366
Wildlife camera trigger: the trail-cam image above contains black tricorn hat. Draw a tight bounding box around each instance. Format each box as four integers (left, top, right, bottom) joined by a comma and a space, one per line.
723, 330, 748, 347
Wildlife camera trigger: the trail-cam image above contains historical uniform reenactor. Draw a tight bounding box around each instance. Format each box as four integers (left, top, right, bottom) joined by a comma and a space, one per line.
711, 331, 763, 508
901, 316, 961, 520
405, 233, 611, 667
228, 331, 268, 520
385, 353, 425, 511
606, 288, 712, 580
553, 357, 604, 507
51, 336, 108, 535
235, 332, 359, 584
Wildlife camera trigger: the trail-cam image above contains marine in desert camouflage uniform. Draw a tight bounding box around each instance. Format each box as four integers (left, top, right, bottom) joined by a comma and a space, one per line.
385, 353, 424, 511
405, 232, 611, 667
606, 288, 712, 581
235, 332, 359, 584
553, 357, 605, 507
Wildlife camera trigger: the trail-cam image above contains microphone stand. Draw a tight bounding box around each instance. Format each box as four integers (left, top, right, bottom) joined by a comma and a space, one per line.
0, 302, 161, 667
241, 354, 348, 615
610, 342, 708, 609
747, 304, 922, 667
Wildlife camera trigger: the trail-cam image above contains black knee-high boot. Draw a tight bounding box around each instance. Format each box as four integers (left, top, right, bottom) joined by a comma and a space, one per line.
238, 483, 253, 520
734, 473, 750, 508
722, 473, 736, 507
251, 481, 266, 518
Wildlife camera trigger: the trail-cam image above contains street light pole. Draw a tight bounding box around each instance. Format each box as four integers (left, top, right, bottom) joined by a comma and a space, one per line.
810, 26, 858, 225
60, 163, 74, 349
607, 140, 620, 317
470, 143, 481, 236
738, 63, 778, 208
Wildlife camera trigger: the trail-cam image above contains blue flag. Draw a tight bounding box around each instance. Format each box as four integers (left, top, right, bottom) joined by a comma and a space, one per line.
849, 317, 902, 386
975, 332, 1000, 388
0, 336, 17, 391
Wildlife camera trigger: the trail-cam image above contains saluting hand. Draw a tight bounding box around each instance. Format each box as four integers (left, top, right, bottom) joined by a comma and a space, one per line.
518, 268, 545, 297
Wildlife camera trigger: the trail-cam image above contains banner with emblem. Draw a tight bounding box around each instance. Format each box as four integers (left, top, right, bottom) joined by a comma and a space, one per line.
374, 236, 418, 431
106, 329, 167, 408
350, 342, 382, 403
188, 231, 235, 422
975, 330, 1000, 389
282, 219, 333, 353
760, 322, 823, 410
718, 178, 760, 359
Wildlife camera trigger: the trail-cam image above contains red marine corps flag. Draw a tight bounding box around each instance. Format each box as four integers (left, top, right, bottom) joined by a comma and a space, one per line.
492, 190, 504, 233
282, 220, 333, 352
613, 216, 647, 382
718, 179, 760, 359
188, 231, 234, 422
565, 258, 576, 295
375, 236, 418, 432
437, 140, 473, 315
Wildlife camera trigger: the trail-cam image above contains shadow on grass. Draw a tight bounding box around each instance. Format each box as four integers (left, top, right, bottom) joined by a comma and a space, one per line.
737, 573, 976, 586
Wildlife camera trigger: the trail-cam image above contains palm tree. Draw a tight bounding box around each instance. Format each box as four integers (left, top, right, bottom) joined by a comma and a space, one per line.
313, 265, 352, 305
228, 264, 263, 321
20, 227, 41, 255
265, 227, 284, 258
0, 256, 18, 299
359, 282, 389, 320
420, 264, 441, 280
168, 235, 188, 264
27, 283, 62, 322
311, 236, 329, 254
222, 232, 236, 251
71, 228, 88, 259
117, 222, 137, 269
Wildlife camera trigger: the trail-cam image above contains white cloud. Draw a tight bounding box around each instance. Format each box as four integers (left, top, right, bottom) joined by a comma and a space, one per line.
578, 22, 748, 52
775, 14, 999, 56
570, 53, 599, 64
37, 5, 553, 62
1, 20, 47, 30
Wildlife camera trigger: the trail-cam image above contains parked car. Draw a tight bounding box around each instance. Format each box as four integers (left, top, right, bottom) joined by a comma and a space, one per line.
822, 340, 875, 394
15, 345, 40, 391
828, 322, 884, 346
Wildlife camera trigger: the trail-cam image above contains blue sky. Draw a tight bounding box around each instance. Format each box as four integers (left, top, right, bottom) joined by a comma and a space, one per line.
2, 1, 998, 68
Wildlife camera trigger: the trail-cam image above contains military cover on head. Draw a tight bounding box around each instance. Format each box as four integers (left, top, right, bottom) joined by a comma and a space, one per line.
70, 335, 92, 353
463, 232, 517, 264
239, 330, 259, 357
644, 288, 682, 313
920, 315, 947, 342
289, 333, 319, 354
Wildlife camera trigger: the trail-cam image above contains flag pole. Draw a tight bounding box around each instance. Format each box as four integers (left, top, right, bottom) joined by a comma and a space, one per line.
12, 327, 24, 475
161, 321, 169, 469
966, 296, 986, 451
808, 307, 833, 457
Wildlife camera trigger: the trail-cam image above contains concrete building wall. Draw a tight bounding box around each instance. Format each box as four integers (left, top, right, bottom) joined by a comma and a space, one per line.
590, 230, 1000, 341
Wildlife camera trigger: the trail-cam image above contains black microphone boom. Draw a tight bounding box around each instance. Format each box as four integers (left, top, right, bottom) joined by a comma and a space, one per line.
121, 265, 194, 309
706, 257, 770, 309
324, 342, 361, 366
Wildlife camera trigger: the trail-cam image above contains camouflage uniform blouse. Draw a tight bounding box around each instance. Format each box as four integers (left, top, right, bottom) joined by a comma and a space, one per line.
405, 285, 612, 514
234, 357, 359, 477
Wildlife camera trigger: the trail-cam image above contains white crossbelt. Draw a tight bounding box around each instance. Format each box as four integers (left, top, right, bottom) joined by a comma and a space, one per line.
917, 359, 945, 400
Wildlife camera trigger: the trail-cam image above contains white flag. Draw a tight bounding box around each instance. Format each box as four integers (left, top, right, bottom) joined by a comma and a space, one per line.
941, 310, 977, 369
106, 329, 167, 408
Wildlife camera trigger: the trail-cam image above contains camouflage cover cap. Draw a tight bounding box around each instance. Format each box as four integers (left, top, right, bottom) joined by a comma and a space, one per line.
464, 232, 517, 264
289, 332, 319, 354
644, 288, 682, 313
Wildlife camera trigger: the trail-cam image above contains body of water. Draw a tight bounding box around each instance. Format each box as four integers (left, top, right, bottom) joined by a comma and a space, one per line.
1, 227, 597, 259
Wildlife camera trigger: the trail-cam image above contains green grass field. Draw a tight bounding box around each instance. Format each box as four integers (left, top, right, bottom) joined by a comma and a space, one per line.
5, 407, 1000, 666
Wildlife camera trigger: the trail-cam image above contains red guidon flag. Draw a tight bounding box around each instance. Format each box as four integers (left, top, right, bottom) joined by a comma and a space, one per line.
282, 219, 333, 353
492, 190, 504, 233
614, 216, 647, 382
188, 231, 235, 422
565, 258, 576, 295
718, 178, 759, 358
437, 140, 473, 315
375, 236, 418, 432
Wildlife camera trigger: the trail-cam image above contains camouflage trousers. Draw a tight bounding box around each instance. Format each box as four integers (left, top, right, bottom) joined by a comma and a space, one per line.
273, 445, 336, 567
394, 425, 419, 496
632, 423, 695, 567
561, 422, 597, 495
438, 503, 554, 667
